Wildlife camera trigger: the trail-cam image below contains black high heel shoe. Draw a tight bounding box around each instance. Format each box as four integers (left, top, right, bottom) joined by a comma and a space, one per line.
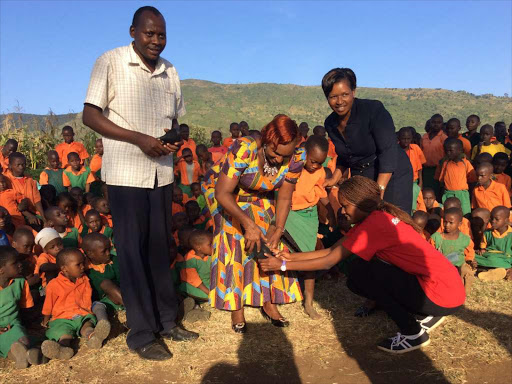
260, 308, 290, 328
231, 322, 247, 334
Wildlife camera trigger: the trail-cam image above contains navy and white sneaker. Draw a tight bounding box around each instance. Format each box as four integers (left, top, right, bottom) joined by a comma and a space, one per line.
418, 316, 445, 333
377, 329, 430, 354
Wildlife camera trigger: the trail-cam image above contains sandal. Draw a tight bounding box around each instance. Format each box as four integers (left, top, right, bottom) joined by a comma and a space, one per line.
231, 322, 247, 334
260, 308, 289, 328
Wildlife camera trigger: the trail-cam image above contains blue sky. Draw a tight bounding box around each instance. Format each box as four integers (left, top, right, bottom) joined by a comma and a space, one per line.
1, 0, 511, 115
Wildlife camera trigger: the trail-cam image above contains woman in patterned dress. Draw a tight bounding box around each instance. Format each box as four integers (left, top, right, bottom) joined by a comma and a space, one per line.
202, 115, 305, 333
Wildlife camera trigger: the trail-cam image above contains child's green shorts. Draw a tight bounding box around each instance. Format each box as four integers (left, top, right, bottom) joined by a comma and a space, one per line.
100, 296, 124, 312
45, 314, 96, 341
0, 320, 27, 358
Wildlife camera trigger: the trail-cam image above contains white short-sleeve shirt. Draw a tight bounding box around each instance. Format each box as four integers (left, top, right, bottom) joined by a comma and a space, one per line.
84, 43, 186, 188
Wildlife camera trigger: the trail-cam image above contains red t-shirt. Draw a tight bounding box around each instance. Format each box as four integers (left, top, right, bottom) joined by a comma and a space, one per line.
342, 210, 465, 308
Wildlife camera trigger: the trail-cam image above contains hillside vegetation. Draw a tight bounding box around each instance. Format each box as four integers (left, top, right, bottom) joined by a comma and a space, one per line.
2, 79, 511, 143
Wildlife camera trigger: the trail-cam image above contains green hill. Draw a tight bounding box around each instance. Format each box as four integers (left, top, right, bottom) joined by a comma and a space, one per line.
2, 79, 511, 138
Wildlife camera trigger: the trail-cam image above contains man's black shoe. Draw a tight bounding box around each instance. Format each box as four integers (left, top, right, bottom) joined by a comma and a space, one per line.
161, 326, 199, 342
132, 341, 173, 361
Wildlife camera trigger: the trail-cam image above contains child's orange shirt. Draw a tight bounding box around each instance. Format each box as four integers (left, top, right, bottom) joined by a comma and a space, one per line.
421, 131, 447, 167
416, 190, 427, 212
438, 217, 471, 237
177, 138, 198, 161
291, 168, 327, 211
456, 135, 472, 159
3, 171, 41, 214
405, 144, 426, 181
421, 229, 431, 241
180, 250, 209, 288
0, 147, 9, 171
100, 213, 113, 228
89, 154, 102, 175
42, 272, 92, 320
175, 159, 201, 186
0, 189, 25, 227
55, 141, 89, 168
39, 167, 61, 185
208, 146, 228, 164
436, 158, 476, 191
67, 212, 84, 233
495, 173, 512, 196
223, 137, 236, 149
327, 140, 337, 159
35, 252, 57, 287
172, 202, 185, 214
471, 180, 511, 210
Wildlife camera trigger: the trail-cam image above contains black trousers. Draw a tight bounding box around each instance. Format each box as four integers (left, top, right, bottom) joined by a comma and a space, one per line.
347, 257, 461, 334
108, 182, 178, 350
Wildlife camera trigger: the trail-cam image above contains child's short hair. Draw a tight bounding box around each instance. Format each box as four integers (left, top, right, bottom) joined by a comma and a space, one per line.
248, 130, 261, 140
91, 196, 107, 209
8, 152, 25, 164
4, 139, 18, 150
491, 205, 510, 219
185, 200, 200, 209
189, 230, 212, 251
443, 137, 463, 151
398, 126, 414, 136
12, 227, 34, 243
44, 206, 61, 220
304, 135, 329, 153
0, 246, 18, 267
312, 125, 326, 135
62, 126, 74, 134
81, 232, 109, 254
196, 144, 208, 154
182, 148, 193, 156
211, 130, 221, 136
190, 182, 200, 190
47, 150, 59, 159
474, 153, 493, 166
468, 114, 480, 122
178, 226, 195, 249
40, 185, 57, 205
56, 247, 82, 268
85, 209, 101, 221
431, 113, 443, 121
447, 117, 460, 126
67, 152, 80, 161
422, 187, 435, 196
443, 197, 461, 210
443, 207, 463, 221
476, 162, 493, 173
480, 124, 493, 134
229, 122, 239, 130
493, 152, 509, 164
412, 210, 428, 223
57, 192, 77, 209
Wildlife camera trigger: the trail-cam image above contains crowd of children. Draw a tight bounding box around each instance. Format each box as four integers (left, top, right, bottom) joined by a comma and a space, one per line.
1, 115, 512, 369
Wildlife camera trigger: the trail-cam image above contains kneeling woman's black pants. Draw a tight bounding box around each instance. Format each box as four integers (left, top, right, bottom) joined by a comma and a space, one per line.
347, 257, 462, 334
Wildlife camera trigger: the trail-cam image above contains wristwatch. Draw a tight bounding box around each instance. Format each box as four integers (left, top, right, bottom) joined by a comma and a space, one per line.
280, 260, 287, 272
378, 184, 386, 191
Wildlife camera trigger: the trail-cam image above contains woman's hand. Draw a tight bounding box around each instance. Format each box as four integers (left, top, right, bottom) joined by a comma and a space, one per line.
244, 221, 266, 253
266, 229, 283, 250
274, 250, 292, 261
259, 254, 283, 272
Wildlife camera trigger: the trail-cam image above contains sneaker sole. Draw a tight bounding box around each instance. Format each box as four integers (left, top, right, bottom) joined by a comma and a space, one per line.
478, 268, 507, 281
425, 317, 446, 334
377, 338, 431, 354
87, 319, 111, 349
10, 342, 29, 369
41, 340, 74, 360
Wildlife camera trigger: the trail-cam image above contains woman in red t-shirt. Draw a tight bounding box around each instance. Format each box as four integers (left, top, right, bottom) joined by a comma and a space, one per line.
260, 176, 465, 354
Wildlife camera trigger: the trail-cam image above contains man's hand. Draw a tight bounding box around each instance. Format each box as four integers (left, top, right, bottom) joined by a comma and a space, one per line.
137, 132, 171, 158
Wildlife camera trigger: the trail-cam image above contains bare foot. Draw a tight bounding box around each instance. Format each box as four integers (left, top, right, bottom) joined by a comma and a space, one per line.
304, 302, 321, 320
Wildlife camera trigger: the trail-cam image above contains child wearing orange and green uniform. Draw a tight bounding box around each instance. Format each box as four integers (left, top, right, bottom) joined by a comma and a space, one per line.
175, 148, 201, 197
39, 151, 66, 194
398, 127, 426, 212
62, 152, 95, 192
178, 231, 212, 301
476, 206, 512, 270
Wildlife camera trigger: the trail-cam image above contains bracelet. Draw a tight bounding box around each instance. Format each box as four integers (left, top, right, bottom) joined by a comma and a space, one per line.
378, 184, 386, 191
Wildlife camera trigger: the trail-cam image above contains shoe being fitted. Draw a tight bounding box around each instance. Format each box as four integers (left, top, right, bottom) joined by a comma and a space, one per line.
418, 315, 445, 333
377, 329, 430, 354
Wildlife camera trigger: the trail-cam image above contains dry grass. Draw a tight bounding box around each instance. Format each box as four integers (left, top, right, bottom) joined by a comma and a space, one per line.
1, 278, 511, 384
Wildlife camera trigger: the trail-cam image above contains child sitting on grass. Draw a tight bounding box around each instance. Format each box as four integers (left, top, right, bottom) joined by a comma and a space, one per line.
55, 126, 89, 169
35, 228, 64, 290
470, 208, 491, 250
57, 192, 86, 236
429, 207, 476, 294
63, 152, 95, 192
0, 174, 27, 228
172, 185, 185, 214
5, 152, 45, 226
438, 197, 471, 236
412, 210, 430, 240
44, 206, 79, 248
185, 200, 212, 231
39, 150, 66, 195
82, 233, 123, 312
175, 148, 201, 197
436, 138, 476, 215
475, 206, 512, 281
41, 248, 110, 360
421, 187, 443, 215
91, 197, 112, 228
472, 162, 511, 210
0, 246, 45, 369
208, 130, 227, 164
178, 230, 212, 302
11, 228, 40, 288
84, 210, 115, 254
492, 152, 511, 196
188, 182, 206, 210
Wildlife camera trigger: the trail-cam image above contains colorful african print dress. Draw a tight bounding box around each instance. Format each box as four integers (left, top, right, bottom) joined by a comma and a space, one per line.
202, 137, 305, 310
